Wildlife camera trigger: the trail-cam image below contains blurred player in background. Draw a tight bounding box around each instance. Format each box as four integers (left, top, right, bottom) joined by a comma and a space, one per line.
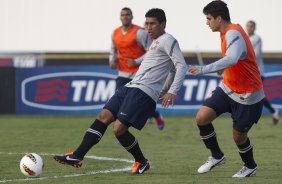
189, 0, 264, 178
54, 8, 187, 174
109, 7, 165, 130
246, 20, 280, 125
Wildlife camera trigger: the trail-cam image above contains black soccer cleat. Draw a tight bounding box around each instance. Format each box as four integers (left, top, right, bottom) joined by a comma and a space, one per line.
53, 150, 83, 168
131, 159, 150, 174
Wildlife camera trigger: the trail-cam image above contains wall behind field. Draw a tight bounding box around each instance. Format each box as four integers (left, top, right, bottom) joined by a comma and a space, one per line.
0, 0, 281, 52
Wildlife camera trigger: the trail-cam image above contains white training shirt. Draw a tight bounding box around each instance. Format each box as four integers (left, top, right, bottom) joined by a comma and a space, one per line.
126, 32, 188, 102
249, 34, 264, 76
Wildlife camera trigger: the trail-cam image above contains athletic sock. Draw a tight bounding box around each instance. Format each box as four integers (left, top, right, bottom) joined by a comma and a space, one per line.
263, 98, 275, 113
74, 119, 107, 159
198, 123, 224, 159
153, 110, 165, 130
116, 131, 146, 163
237, 138, 257, 169
153, 110, 160, 118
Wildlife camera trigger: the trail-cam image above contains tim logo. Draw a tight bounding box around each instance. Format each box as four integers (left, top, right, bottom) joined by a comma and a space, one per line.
264, 72, 282, 106
21, 72, 116, 110
34, 78, 70, 102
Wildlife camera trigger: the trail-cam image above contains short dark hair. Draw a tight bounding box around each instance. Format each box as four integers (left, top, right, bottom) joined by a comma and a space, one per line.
121, 7, 132, 15
145, 8, 166, 23
203, 0, 230, 22
248, 20, 256, 28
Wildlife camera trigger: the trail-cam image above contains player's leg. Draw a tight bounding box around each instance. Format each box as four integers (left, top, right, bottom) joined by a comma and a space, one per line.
114, 120, 150, 174
261, 76, 280, 124
114, 88, 155, 174
197, 106, 225, 159
231, 99, 263, 177
152, 110, 165, 130
263, 97, 275, 114
53, 109, 114, 168
114, 77, 134, 144
72, 109, 114, 159
197, 87, 228, 174
232, 130, 257, 177
196, 106, 226, 174
263, 98, 280, 124
53, 86, 127, 168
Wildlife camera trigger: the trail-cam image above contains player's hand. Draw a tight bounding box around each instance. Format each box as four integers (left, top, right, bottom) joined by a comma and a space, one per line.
217, 70, 223, 76
127, 59, 137, 67
188, 65, 199, 75
109, 60, 117, 69
160, 93, 176, 108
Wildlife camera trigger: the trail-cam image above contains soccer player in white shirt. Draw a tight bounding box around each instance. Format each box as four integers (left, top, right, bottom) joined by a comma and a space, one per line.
54, 8, 187, 175
246, 20, 280, 124
109, 7, 165, 130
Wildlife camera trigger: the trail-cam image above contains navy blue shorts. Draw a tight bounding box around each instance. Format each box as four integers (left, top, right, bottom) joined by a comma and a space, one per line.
104, 86, 156, 130
116, 77, 132, 91
203, 87, 263, 133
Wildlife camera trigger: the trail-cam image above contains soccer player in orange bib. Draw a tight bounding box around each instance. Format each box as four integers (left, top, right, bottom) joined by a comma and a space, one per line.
188, 0, 264, 178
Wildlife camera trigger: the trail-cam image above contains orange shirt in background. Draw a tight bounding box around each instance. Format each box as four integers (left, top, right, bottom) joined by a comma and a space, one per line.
113, 25, 146, 73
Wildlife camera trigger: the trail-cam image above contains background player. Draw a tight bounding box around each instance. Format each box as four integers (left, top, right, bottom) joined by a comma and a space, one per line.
246, 20, 280, 125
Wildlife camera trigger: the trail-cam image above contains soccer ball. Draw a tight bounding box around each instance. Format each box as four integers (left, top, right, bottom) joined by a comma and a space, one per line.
20, 153, 44, 177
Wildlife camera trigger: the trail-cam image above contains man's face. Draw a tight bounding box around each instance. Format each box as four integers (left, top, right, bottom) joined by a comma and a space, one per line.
246, 22, 255, 36
145, 17, 165, 39
206, 14, 220, 32
120, 10, 133, 26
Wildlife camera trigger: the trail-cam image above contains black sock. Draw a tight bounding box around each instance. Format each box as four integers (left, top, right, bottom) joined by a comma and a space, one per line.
263, 98, 275, 113
198, 123, 224, 159
74, 119, 107, 159
237, 138, 257, 169
153, 110, 160, 118
116, 131, 146, 163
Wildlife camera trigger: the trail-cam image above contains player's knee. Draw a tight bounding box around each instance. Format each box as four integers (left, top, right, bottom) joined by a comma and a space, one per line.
233, 131, 247, 145
196, 111, 209, 125
113, 121, 128, 137
97, 109, 114, 125
113, 126, 119, 136
113, 125, 124, 137
196, 107, 216, 125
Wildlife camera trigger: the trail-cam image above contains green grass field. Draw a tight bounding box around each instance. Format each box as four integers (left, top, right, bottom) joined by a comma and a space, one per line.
0, 115, 281, 183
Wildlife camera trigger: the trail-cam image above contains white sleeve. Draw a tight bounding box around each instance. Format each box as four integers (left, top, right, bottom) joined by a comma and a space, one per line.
135, 29, 151, 65
252, 35, 262, 59
163, 37, 187, 95
109, 32, 118, 64
136, 29, 151, 50
200, 30, 247, 74
160, 67, 176, 97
